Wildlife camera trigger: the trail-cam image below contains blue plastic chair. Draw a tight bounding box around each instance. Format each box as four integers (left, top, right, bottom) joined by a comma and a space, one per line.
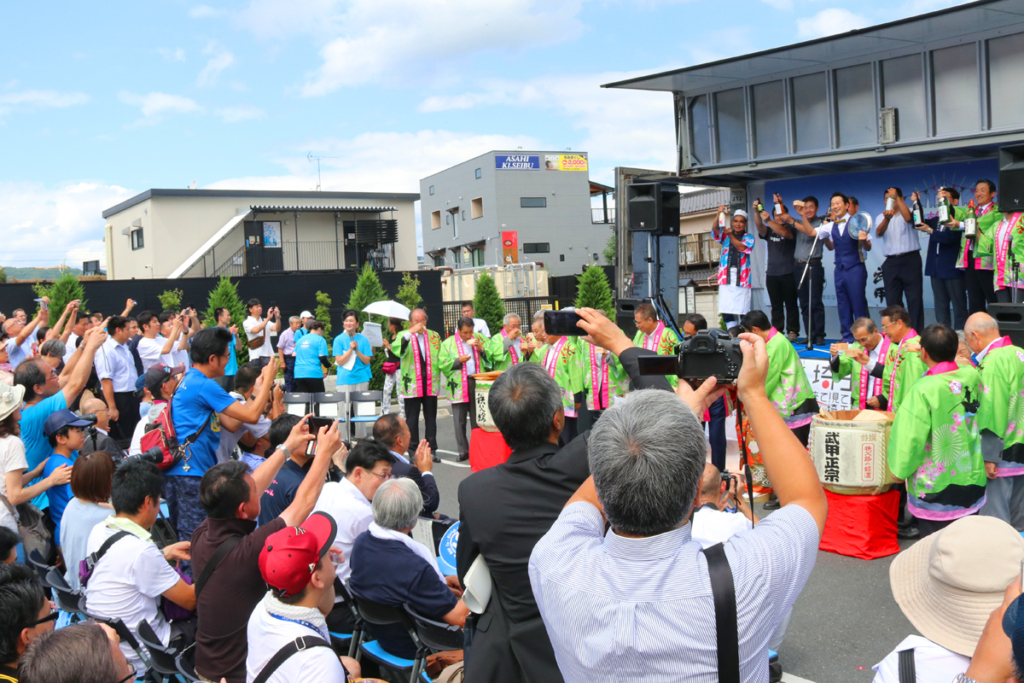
358, 641, 431, 683
351, 593, 426, 683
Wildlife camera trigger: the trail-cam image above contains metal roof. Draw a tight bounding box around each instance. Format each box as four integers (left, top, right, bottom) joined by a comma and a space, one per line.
603, 0, 1024, 94
679, 188, 731, 215
250, 205, 396, 213
102, 188, 419, 218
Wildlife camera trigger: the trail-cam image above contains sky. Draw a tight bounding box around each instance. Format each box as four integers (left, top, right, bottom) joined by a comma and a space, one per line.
1, 0, 966, 268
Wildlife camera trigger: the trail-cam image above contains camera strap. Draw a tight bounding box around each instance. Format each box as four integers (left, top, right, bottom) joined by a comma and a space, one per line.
702, 542, 740, 683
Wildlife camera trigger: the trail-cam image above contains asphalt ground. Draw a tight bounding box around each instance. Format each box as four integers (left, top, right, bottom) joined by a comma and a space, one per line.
419, 404, 917, 683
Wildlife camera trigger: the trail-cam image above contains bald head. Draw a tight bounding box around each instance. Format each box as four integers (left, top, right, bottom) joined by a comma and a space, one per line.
699, 463, 722, 500
82, 398, 106, 414
964, 312, 1001, 354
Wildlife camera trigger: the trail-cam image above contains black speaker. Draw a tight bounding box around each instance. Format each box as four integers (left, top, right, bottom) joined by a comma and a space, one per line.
626, 183, 680, 236
616, 298, 643, 338
989, 303, 1024, 348
999, 144, 1024, 214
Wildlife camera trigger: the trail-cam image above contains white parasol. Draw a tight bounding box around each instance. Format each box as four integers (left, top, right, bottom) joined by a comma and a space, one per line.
362, 300, 411, 320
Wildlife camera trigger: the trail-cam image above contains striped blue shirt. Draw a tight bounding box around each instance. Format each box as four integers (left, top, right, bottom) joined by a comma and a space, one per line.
529, 502, 819, 683
875, 211, 923, 257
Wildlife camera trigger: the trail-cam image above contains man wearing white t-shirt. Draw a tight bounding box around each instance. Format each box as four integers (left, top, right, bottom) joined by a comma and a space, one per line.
135, 311, 180, 373
83, 459, 195, 674
158, 309, 198, 368
215, 362, 279, 463
243, 299, 280, 368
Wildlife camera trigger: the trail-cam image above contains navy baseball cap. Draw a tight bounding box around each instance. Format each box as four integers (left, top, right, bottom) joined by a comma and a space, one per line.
43, 409, 94, 437
1003, 593, 1024, 669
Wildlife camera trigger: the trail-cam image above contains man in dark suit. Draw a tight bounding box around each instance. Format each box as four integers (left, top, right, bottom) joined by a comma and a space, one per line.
456, 308, 678, 683
371, 414, 440, 517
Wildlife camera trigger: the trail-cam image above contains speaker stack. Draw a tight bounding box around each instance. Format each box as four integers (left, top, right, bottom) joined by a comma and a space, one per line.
626, 183, 680, 236
999, 144, 1024, 214
615, 298, 642, 338
988, 303, 1024, 349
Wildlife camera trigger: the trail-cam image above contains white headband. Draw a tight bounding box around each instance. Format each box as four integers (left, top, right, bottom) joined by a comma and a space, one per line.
733, 209, 748, 219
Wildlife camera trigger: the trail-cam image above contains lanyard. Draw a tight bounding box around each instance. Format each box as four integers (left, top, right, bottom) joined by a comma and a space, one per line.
267, 611, 324, 637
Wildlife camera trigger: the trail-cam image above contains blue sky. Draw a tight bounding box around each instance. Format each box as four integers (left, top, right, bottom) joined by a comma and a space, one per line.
1, 0, 963, 268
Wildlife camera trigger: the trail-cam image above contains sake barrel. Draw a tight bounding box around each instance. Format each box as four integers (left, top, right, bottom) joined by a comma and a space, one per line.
809, 410, 897, 495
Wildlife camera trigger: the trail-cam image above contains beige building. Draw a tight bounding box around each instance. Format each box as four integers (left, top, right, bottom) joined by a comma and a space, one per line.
102, 189, 419, 280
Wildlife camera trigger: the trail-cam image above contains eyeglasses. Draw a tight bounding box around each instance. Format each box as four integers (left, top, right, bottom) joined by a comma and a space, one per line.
115, 662, 137, 683
28, 605, 59, 627
366, 470, 393, 480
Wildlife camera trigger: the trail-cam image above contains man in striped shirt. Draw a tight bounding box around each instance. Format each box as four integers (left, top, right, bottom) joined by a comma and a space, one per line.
529, 333, 828, 682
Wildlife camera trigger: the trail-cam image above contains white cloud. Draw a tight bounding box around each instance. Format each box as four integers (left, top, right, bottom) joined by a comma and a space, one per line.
796, 8, 869, 39
158, 47, 186, 62
0, 90, 89, 118
206, 130, 540, 194
188, 5, 225, 18
216, 105, 265, 122
0, 181, 135, 268
234, 0, 585, 96
118, 91, 203, 124
197, 42, 235, 87
416, 70, 677, 182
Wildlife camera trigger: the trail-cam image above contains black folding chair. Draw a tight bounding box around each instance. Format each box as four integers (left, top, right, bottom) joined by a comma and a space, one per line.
405, 606, 464, 682
331, 579, 364, 659
137, 618, 188, 682
351, 594, 428, 683
45, 568, 87, 615
174, 643, 201, 683
26, 549, 52, 581
85, 616, 156, 678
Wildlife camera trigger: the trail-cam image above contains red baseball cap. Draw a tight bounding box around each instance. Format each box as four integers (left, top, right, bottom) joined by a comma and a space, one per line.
259, 511, 337, 598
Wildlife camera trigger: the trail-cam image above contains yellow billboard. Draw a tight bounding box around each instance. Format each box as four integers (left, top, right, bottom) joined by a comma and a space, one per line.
544, 154, 588, 171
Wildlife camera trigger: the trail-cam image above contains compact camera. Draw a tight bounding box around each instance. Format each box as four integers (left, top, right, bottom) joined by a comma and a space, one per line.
636, 330, 743, 384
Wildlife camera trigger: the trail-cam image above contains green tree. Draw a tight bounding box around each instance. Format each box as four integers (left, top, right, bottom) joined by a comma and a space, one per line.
205, 276, 249, 365
0, 269, 7, 284
472, 272, 505, 335
574, 265, 615, 318
157, 288, 184, 311
395, 272, 422, 315
314, 290, 333, 346
346, 264, 389, 390
33, 271, 86, 316
603, 233, 617, 264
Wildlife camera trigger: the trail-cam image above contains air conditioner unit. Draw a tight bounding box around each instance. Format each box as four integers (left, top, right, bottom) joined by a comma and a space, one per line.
879, 108, 897, 145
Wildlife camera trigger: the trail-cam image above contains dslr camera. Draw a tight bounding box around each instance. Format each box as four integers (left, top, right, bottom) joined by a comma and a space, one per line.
636, 330, 743, 384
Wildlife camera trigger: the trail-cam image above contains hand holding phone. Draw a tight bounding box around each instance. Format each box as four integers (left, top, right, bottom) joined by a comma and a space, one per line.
544, 310, 585, 336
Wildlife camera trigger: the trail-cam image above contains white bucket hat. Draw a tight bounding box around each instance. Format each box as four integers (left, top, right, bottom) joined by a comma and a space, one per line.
889, 515, 1024, 656
0, 382, 26, 421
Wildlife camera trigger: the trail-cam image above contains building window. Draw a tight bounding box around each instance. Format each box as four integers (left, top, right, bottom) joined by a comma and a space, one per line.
881, 54, 925, 141
429, 185, 435, 195
475, 168, 482, 179
933, 44, 979, 136
462, 210, 467, 221
792, 72, 829, 152
989, 34, 1024, 129
431, 210, 441, 230
835, 63, 875, 148
523, 242, 550, 254
446, 214, 450, 225
714, 87, 747, 162
471, 197, 483, 219
521, 197, 547, 208
432, 254, 445, 267
471, 247, 485, 267
752, 80, 786, 158
559, 254, 565, 261
689, 95, 711, 165
131, 229, 144, 250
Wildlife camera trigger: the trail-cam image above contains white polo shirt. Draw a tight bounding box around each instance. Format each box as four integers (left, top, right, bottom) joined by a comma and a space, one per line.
244, 316, 275, 359
246, 594, 347, 683
312, 477, 372, 585
83, 520, 181, 671
136, 336, 167, 372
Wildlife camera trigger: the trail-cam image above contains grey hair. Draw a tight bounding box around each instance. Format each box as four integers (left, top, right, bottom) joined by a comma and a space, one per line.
412, 308, 428, 323
39, 339, 66, 358
371, 478, 423, 531
533, 310, 546, 322
289, 316, 300, 323
489, 362, 562, 450
503, 313, 521, 326
957, 329, 968, 344
588, 389, 707, 536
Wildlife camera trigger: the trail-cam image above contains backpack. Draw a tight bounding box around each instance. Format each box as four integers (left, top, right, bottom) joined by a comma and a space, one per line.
138, 402, 208, 472
0, 497, 54, 565
78, 530, 131, 588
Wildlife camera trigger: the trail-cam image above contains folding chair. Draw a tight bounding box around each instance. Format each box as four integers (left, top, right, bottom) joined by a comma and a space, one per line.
174, 643, 202, 683
347, 390, 383, 441
282, 392, 314, 417
86, 616, 156, 678
45, 568, 87, 616
405, 607, 464, 682
137, 618, 189, 682
351, 594, 430, 683
26, 549, 51, 581
331, 579, 364, 659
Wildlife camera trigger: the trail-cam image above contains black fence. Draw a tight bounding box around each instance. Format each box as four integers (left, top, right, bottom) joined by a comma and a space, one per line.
442, 297, 561, 336
0, 270, 443, 337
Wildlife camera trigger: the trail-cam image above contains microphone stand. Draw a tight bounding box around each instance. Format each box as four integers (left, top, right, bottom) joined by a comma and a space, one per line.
798, 218, 826, 351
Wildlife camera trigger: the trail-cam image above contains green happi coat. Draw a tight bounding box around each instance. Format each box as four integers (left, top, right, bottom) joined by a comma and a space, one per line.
633, 324, 680, 387
439, 333, 489, 405
888, 362, 987, 520
530, 337, 585, 417
399, 329, 443, 398
881, 333, 926, 414
955, 204, 1002, 271
977, 340, 1024, 473
578, 340, 628, 411
831, 341, 889, 410
765, 330, 817, 421
483, 331, 531, 372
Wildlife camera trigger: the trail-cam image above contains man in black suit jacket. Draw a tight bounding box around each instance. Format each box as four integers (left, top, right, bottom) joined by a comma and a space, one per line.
372, 414, 440, 517
456, 308, 676, 683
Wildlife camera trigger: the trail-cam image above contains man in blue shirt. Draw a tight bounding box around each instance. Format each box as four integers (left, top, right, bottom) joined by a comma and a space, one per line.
42, 409, 93, 542
915, 188, 968, 330
15, 324, 106, 508
293, 321, 330, 394
349, 478, 467, 659
167, 326, 280, 542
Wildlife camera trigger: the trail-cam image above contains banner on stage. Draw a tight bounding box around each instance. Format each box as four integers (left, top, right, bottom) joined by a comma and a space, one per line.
495, 154, 540, 170
799, 358, 851, 412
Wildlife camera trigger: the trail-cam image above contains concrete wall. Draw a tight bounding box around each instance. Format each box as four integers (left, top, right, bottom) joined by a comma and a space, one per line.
105, 194, 417, 280
420, 151, 611, 277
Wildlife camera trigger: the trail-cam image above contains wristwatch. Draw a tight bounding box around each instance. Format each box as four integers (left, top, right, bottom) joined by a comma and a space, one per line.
952, 674, 981, 683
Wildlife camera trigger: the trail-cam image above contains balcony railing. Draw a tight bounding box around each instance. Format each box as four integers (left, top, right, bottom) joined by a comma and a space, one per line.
679, 234, 722, 266
187, 240, 395, 277
592, 207, 616, 224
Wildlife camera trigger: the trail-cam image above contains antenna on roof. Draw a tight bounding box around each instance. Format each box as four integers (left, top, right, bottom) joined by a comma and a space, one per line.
189, 180, 197, 190
307, 152, 341, 192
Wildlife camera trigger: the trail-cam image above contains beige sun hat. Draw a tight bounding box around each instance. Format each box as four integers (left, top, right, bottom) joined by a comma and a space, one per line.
890, 515, 1024, 656
0, 382, 25, 421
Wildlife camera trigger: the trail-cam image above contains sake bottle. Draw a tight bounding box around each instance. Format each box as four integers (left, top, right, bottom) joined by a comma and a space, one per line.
964, 200, 977, 238
717, 210, 726, 229
912, 196, 925, 226
938, 195, 952, 225
755, 198, 764, 214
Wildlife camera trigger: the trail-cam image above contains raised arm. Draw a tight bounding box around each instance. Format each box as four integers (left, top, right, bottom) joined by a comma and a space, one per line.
219, 357, 279, 424
160, 320, 182, 355
59, 307, 77, 345
279, 421, 344, 527
50, 300, 77, 338
62, 324, 108, 404
16, 304, 47, 346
